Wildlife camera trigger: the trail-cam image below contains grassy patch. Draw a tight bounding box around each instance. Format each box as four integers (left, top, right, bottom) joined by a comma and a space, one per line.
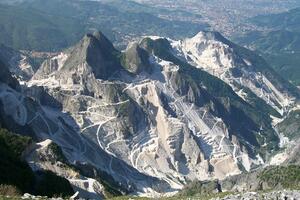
0, 128, 74, 198
259, 165, 300, 190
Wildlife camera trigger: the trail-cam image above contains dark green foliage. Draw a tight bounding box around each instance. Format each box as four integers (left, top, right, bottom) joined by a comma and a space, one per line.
0, 128, 35, 194
179, 180, 220, 197
177, 165, 300, 198
0, 127, 32, 157
48, 142, 68, 163
96, 170, 123, 198
74, 163, 124, 198
0, 128, 74, 197
33, 171, 74, 198
263, 52, 300, 86
259, 165, 300, 190
277, 110, 300, 140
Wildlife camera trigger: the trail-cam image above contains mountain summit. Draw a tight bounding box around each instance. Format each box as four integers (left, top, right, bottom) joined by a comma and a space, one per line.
34, 31, 121, 81
173, 31, 299, 115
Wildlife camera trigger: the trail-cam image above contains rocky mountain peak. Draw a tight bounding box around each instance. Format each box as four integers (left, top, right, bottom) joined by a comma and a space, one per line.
59, 31, 121, 80
32, 31, 123, 85
33, 31, 160, 85
191, 31, 226, 42
121, 42, 152, 74
88, 31, 115, 52
173, 31, 298, 114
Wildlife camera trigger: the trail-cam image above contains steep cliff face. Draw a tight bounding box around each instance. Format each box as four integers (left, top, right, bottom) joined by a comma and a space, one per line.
0, 30, 299, 197
121, 42, 152, 74
0, 59, 20, 90
0, 44, 36, 81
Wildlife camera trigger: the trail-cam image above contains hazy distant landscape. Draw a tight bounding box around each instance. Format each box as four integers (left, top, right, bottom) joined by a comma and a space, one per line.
1, 0, 300, 86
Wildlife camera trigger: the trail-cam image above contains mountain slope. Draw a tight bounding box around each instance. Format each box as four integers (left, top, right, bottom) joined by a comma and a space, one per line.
0, 47, 161, 198
0, 120, 75, 198
172, 31, 299, 115
0, 0, 207, 51
0, 44, 36, 81
235, 7, 300, 86
0, 128, 34, 194
250, 7, 300, 32
1, 30, 299, 197
0, 3, 84, 51
27, 31, 299, 194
